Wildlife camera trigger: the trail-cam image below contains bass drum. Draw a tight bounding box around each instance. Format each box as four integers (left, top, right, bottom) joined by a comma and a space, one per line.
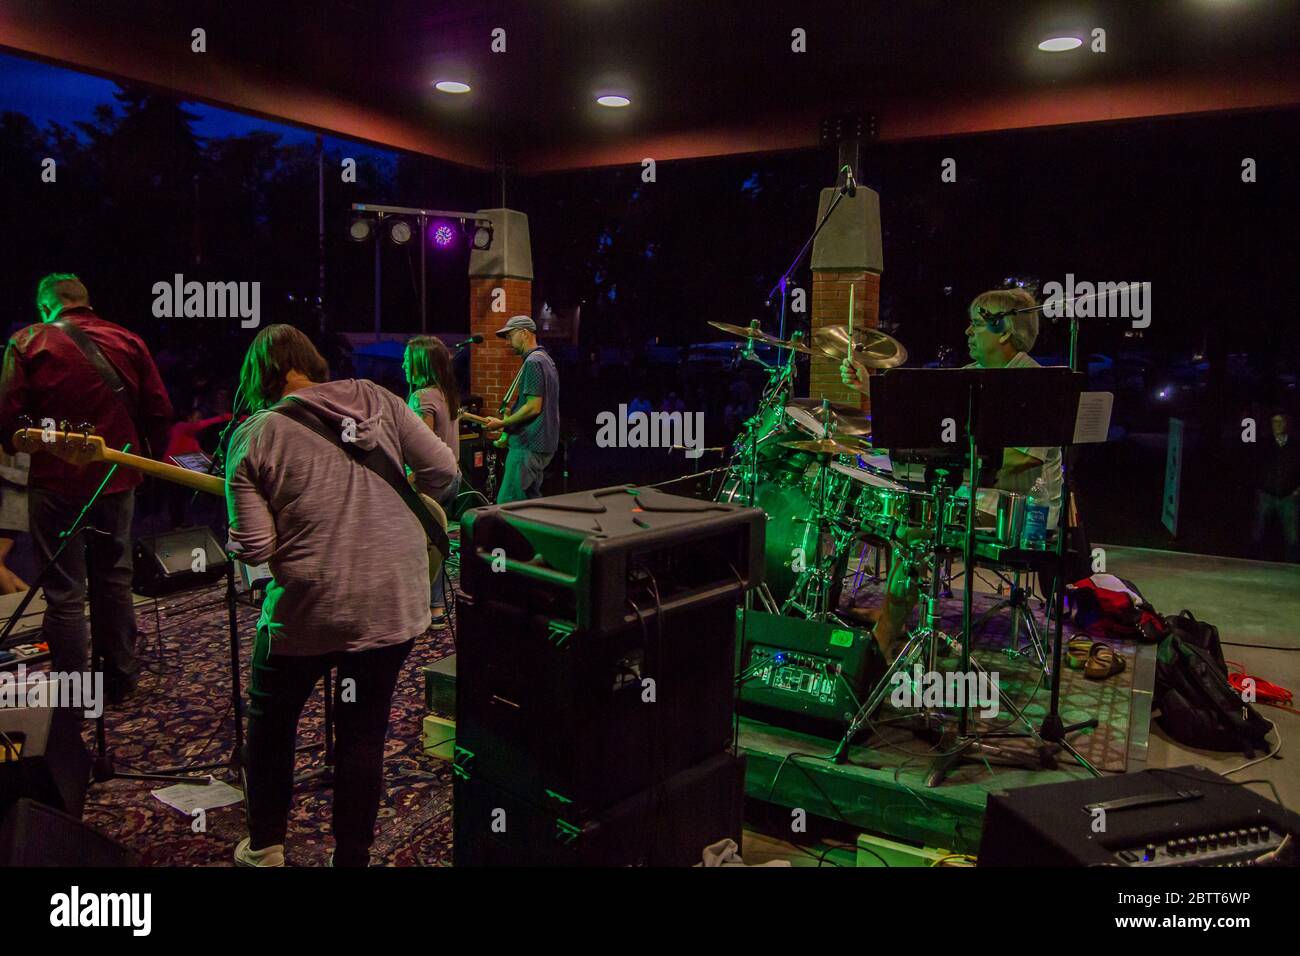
718, 468, 849, 606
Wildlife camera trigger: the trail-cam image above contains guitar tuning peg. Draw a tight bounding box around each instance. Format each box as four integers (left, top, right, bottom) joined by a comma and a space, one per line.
78, 422, 94, 436
59, 419, 71, 433
16, 414, 32, 428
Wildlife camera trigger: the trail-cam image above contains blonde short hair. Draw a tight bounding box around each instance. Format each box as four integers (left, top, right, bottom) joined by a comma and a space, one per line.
969, 288, 1039, 354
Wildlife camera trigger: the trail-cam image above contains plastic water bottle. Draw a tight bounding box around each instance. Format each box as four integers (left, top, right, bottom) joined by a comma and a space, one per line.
1023, 477, 1049, 548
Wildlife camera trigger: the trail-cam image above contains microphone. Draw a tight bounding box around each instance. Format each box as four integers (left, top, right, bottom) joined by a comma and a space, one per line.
839, 164, 857, 198
453, 334, 483, 349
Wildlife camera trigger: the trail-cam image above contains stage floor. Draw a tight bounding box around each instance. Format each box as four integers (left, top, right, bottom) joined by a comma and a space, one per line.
739, 543, 1299, 865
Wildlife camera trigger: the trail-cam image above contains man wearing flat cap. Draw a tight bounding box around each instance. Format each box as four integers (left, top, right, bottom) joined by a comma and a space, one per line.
483, 315, 560, 503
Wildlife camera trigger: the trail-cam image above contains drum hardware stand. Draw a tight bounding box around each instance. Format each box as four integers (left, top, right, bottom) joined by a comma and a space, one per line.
972, 567, 1050, 667
831, 472, 957, 757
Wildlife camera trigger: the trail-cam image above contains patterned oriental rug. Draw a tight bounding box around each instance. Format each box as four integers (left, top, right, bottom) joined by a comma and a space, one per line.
73, 584, 457, 867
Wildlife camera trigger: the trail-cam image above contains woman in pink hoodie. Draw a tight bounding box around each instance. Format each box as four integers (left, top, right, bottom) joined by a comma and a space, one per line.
225, 325, 458, 867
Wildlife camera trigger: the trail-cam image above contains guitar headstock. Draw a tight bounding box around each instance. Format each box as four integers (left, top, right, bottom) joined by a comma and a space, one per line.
12, 422, 108, 466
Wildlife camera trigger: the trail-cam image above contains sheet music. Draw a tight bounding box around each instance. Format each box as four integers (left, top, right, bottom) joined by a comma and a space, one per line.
1073, 392, 1114, 444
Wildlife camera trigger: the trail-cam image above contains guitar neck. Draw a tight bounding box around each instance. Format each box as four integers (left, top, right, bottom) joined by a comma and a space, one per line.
102, 447, 226, 496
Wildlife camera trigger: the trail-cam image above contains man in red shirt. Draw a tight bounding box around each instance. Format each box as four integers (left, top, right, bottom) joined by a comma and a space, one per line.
0, 274, 173, 701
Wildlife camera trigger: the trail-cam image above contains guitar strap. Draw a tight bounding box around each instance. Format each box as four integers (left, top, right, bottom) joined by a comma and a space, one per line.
50, 317, 151, 456
271, 398, 449, 560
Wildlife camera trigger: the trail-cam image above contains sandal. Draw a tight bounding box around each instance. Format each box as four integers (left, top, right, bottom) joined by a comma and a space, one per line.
1084, 642, 1126, 681
1066, 636, 1094, 670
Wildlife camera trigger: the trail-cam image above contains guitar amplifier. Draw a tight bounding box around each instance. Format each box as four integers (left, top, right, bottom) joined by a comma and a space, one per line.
132, 526, 228, 596
736, 609, 885, 732
978, 765, 1300, 867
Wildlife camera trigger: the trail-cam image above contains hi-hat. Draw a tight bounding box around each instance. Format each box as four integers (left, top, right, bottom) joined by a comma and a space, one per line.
786, 397, 872, 436
812, 325, 907, 368
780, 437, 870, 456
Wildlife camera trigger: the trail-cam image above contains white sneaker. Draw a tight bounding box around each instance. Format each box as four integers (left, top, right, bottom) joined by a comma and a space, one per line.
234, 837, 285, 867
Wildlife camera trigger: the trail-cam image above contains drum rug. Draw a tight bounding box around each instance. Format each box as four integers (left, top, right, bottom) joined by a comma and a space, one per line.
841, 571, 1137, 774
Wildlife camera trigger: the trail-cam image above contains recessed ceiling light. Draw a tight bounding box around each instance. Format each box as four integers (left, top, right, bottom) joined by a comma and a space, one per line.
596, 95, 631, 108
1038, 36, 1083, 52
434, 80, 472, 94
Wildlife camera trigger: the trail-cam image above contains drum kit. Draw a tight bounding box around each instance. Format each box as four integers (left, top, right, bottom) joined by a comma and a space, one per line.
711, 318, 945, 619
710, 317, 1064, 780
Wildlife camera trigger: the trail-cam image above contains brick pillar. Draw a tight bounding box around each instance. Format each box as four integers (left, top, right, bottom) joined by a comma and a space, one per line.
467, 208, 533, 414
469, 277, 533, 414
808, 269, 880, 412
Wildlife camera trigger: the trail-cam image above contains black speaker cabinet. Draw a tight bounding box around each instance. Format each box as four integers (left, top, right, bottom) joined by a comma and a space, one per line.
456, 594, 737, 816
454, 750, 745, 867
0, 798, 134, 866
0, 703, 91, 824
459, 485, 763, 634
132, 526, 228, 596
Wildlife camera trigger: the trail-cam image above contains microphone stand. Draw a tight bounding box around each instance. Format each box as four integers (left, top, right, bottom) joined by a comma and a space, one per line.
765, 167, 856, 366
1037, 306, 1101, 775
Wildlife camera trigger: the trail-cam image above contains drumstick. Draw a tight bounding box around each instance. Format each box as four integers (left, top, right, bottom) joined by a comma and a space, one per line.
848, 283, 854, 341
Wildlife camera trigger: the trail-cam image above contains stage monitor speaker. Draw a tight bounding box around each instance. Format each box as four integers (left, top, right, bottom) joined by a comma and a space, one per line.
133, 526, 228, 596
736, 609, 884, 733
0, 699, 91, 823
0, 798, 134, 866
978, 765, 1300, 867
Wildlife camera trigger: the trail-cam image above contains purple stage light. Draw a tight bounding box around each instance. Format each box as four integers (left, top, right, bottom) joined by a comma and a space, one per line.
432, 222, 455, 248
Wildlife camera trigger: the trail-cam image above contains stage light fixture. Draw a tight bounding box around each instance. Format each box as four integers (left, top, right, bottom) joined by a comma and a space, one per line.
432, 222, 455, 248
596, 94, 631, 108
434, 80, 472, 94
348, 216, 374, 242
388, 218, 413, 245
1038, 36, 1083, 52
472, 224, 494, 250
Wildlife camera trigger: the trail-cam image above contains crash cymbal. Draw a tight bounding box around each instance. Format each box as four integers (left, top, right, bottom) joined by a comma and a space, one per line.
786, 397, 872, 436
779, 437, 870, 457
812, 325, 907, 368
708, 321, 782, 343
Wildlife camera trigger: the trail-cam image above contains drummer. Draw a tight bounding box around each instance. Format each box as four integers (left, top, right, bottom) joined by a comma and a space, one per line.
839, 287, 1062, 655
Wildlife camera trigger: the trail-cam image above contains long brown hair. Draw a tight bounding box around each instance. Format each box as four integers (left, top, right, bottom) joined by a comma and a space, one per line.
404, 335, 460, 421
238, 324, 330, 413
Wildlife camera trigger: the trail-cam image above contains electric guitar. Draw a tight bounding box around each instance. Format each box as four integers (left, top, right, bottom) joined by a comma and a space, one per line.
459, 411, 509, 449
13, 427, 450, 580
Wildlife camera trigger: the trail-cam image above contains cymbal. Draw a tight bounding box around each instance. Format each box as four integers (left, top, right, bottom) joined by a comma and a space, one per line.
812, 325, 907, 368
786, 397, 872, 437
708, 321, 780, 343
708, 321, 813, 354
779, 437, 870, 457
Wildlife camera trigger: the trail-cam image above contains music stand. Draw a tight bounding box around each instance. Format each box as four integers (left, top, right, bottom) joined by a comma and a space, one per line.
867, 367, 1090, 784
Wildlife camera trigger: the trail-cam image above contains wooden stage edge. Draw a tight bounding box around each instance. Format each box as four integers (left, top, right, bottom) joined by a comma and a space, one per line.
737, 642, 1159, 855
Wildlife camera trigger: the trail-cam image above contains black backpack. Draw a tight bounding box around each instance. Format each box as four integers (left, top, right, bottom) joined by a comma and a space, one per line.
1154, 610, 1272, 755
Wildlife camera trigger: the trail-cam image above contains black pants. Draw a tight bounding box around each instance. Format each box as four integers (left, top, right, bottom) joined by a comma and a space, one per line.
28, 488, 138, 688
244, 633, 414, 866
